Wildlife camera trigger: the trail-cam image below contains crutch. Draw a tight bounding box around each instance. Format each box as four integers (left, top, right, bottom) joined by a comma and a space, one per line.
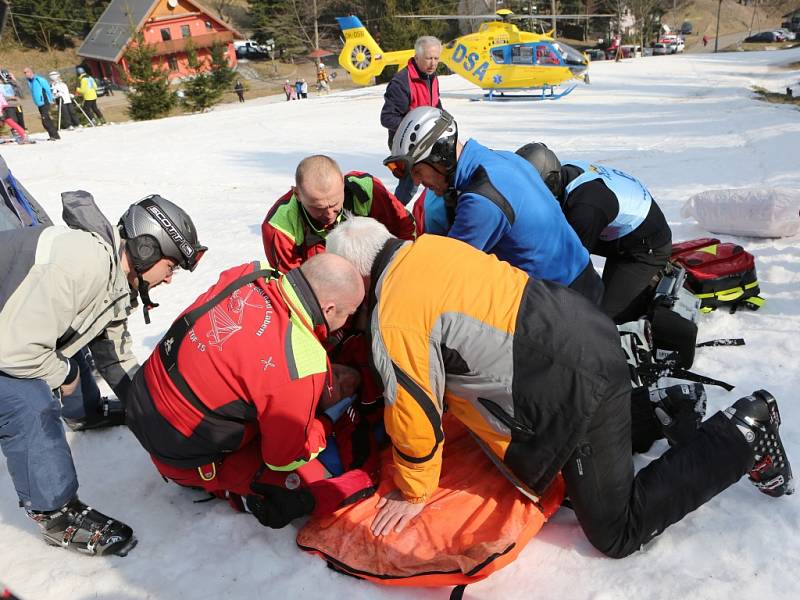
74, 99, 96, 127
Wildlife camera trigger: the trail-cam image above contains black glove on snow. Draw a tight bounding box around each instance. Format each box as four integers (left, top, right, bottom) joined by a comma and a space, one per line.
246, 483, 315, 529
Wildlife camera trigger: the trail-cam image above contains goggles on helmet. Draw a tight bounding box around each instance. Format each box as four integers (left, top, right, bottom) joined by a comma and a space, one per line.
383, 110, 456, 180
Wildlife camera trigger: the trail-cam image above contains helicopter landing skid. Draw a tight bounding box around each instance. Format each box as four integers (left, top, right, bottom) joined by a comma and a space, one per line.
477, 85, 577, 102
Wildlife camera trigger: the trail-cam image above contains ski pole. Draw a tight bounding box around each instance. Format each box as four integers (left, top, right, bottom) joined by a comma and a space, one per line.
57, 99, 62, 132
75, 100, 95, 126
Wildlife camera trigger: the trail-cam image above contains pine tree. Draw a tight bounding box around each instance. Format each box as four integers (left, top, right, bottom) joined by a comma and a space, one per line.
181, 40, 224, 112
208, 41, 236, 94
123, 31, 176, 121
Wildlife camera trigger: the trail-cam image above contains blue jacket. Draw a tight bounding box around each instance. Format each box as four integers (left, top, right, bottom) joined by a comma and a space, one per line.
26, 74, 53, 107
450, 139, 590, 285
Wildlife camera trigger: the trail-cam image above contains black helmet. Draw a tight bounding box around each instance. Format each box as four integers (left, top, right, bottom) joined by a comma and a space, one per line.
118, 194, 206, 273
516, 142, 562, 197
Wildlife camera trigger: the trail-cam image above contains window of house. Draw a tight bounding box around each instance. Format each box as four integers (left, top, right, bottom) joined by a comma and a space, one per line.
181, 25, 191, 38
167, 55, 178, 71
160, 28, 172, 41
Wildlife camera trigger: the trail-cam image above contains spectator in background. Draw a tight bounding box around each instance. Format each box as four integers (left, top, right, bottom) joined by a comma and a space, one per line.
380, 36, 442, 205
0, 82, 25, 130
234, 80, 245, 102
22, 67, 59, 141
295, 79, 303, 99
300, 79, 308, 99
316, 63, 330, 94
75, 67, 105, 125
283, 80, 293, 101
49, 71, 80, 131
101, 76, 114, 96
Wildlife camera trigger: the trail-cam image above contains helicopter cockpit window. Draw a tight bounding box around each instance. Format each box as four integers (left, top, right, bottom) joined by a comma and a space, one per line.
552, 42, 586, 66
534, 44, 560, 65
491, 47, 507, 64
511, 45, 534, 64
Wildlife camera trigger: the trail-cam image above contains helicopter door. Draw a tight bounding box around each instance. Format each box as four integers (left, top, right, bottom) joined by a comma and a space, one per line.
534, 44, 561, 66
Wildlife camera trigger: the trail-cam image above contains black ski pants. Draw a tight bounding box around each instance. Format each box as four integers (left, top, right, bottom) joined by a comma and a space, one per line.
601, 241, 672, 324
83, 99, 104, 123
562, 384, 752, 558
36, 102, 59, 140
57, 99, 80, 129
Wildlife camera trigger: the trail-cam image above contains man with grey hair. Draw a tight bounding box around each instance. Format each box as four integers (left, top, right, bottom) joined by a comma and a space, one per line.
326, 216, 793, 558
380, 35, 443, 204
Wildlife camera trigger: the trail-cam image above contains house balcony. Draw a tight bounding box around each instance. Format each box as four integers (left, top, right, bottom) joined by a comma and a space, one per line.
150, 31, 234, 56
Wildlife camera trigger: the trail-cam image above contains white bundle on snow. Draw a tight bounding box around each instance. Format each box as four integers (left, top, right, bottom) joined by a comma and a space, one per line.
681, 187, 800, 238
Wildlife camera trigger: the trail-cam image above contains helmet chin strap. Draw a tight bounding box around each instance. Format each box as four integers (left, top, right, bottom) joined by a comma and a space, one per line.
136, 273, 159, 325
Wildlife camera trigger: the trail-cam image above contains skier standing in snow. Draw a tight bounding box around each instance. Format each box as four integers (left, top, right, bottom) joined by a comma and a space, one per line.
0, 192, 206, 555
384, 107, 604, 304
74, 67, 105, 125
517, 142, 672, 323
125, 253, 377, 528
49, 71, 81, 130
22, 67, 59, 141
261, 154, 416, 272
380, 35, 443, 205
327, 217, 794, 555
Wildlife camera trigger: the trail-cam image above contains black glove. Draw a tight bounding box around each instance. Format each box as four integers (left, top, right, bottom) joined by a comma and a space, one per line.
246, 482, 315, 529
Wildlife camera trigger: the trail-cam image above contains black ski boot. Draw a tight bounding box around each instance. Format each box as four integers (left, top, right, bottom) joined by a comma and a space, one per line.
651, 383, 707, 445
64, 397, 126, 431
28, 498, 137, 556
725, 390, 794, 498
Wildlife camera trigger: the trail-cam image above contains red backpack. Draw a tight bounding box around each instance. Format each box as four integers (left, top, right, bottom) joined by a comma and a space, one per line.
671, 238, 764, 313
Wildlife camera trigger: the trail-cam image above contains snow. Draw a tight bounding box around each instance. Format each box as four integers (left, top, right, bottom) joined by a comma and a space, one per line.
2, 48, 800, 599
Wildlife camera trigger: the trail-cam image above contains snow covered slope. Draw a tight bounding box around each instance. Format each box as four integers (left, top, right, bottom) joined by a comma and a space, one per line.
1, 48, 799, 600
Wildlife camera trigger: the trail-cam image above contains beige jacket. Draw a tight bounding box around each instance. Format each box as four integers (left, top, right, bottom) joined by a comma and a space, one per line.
0, 225, 138, 391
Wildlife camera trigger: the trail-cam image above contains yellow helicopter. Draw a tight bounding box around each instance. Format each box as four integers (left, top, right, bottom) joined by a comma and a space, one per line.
335, 9, 601, 100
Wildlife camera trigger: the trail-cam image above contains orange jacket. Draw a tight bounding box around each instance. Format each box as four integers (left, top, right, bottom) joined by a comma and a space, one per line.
369, 235, 627, 502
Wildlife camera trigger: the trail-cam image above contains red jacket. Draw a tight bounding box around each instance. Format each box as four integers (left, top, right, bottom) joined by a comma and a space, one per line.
126, 262, 333, 471
261, 171, 416, 272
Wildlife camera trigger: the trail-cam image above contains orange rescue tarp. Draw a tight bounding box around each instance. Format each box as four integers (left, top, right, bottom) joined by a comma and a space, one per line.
297, 414, 565, 587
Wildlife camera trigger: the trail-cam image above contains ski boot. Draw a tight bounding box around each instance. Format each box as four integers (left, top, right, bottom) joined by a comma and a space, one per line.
725, 390, 794, 498
64, 397, 126, 431
651, 383, 707, 445
28, 497, 137, 556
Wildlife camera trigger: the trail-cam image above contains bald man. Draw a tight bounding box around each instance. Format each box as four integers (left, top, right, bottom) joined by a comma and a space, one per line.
126, 254, 377, 528
261, 155, 415, 272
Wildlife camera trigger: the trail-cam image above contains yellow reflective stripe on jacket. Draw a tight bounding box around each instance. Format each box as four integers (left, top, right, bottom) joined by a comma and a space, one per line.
279, 275, 328, 379
265, 445, 325, 471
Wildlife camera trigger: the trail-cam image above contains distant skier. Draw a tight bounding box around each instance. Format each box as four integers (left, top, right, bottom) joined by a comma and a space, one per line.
22, 67, 59, 140
74, 66, 105, 125
234, 79, 245, 102
0, 192, 206, 556
49, 71, 80, 130
703, 35, 709, 47
0, 88, 27, 142
517, 142, 672, 323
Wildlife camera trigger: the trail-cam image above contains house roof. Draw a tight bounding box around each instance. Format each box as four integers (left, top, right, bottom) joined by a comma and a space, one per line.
77, 0, 241, 63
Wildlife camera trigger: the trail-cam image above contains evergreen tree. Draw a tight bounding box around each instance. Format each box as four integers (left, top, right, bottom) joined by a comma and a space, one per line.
208, 41, 236, 94
123, 31, 176, 121
9, 0, 111, 49
181, 40, 224, 112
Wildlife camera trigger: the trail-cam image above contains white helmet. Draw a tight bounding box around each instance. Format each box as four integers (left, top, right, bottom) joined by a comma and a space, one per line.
384, 107, 458, 180
49, 71, 61, 81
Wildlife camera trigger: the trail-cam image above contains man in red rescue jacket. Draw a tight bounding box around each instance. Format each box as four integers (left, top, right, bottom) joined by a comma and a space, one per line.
380, 35, 443, 204
126, 253, 377, 528
261, 155, 415, 272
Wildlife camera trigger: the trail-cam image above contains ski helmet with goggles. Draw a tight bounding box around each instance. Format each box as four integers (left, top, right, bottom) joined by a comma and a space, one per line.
384, 107, 458, 180
515, 142, 562, 198
118, 195, 206, 274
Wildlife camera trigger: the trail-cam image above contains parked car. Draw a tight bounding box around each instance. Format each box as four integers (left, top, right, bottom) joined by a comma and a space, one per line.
744, 31, 780, 43
585, 48, 606, 61
774, 28, 795, 41
681, 21, 693, 35
652, 42, 669, 55
236, 45, 270, 60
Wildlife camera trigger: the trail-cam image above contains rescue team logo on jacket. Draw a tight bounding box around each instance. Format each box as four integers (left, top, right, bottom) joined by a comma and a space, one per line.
167, 283, 274, 356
